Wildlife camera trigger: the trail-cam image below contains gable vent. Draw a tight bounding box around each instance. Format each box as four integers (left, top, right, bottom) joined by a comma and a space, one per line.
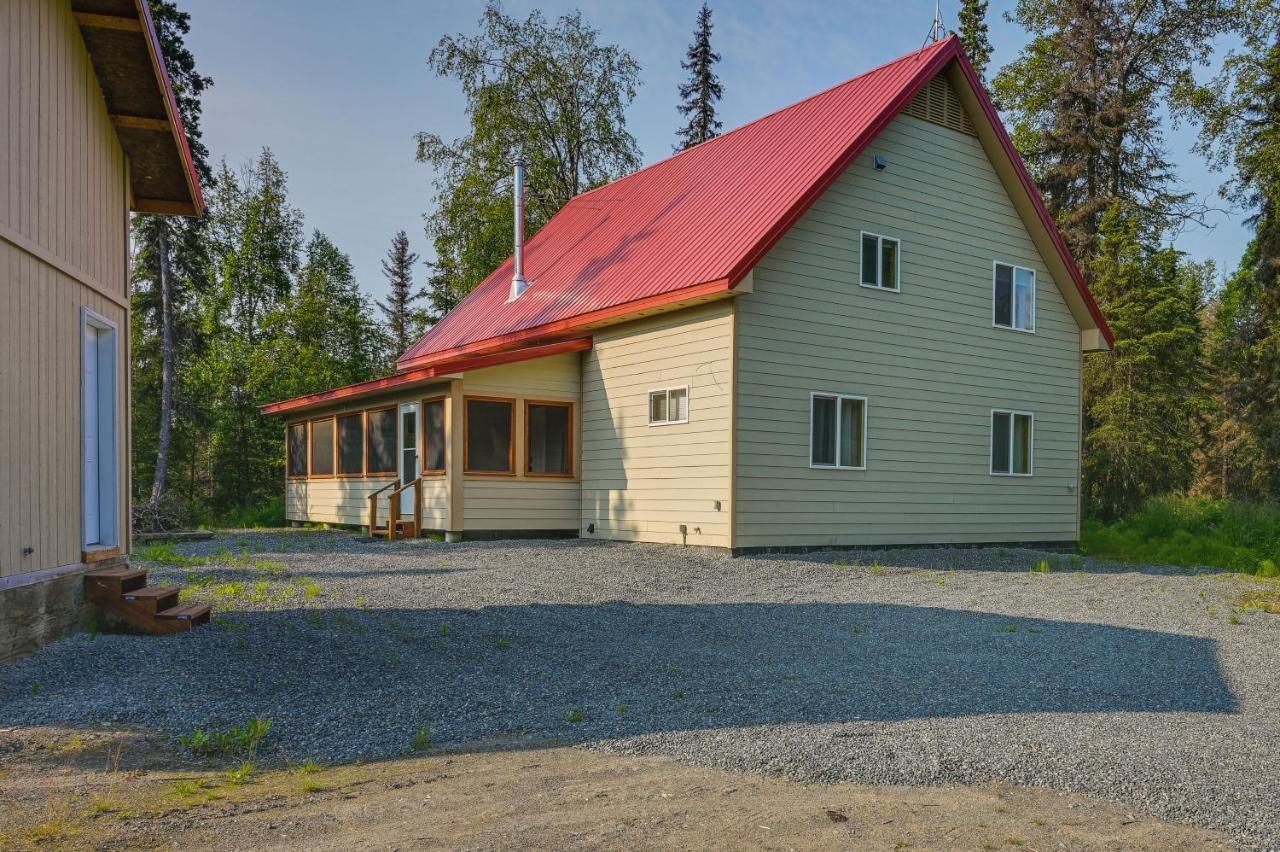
903, 75, 977, 136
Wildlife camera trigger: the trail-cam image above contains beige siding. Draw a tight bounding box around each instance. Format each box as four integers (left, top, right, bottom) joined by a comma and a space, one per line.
461, 354, 581, 532
1, 0, 129, 305
0, 0, 130, 580
581, 303, 734, 547
733, 110, 1082, 549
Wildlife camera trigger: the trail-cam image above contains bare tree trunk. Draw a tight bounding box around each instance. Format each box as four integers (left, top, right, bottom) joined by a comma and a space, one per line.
150, 219, 176, 503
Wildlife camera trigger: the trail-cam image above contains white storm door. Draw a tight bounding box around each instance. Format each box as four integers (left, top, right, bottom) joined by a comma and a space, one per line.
83, 325, 102, 545
399, 401, 420, 515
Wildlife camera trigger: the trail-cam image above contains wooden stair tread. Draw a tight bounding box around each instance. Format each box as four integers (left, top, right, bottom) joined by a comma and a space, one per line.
157, 603, 211, 620
122, 585, 180, 600
86, 567, 147, 581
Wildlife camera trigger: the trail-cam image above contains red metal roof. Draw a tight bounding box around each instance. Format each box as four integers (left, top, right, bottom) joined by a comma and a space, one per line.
397, 36, 1110, 371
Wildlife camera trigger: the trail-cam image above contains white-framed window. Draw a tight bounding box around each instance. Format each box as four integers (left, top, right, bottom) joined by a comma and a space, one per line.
990, 409, 1033, 476
860, 232, 900, 290
993, 262, 1035, 331
810, 392, 867, 469
648, 386, 689, 425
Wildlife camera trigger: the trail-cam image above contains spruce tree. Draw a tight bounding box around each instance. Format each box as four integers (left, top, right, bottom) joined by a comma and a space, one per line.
957, 0, 992, 82
377, 230, 423, 360
675, 4, 723, 151
993, 0, 1230, 263
1193, 4, 1280, 495
1082, 204, 1209, 519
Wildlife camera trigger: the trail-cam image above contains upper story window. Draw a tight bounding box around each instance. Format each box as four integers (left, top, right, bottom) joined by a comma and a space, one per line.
649, 386, 689, 425
994, 262, 1035, 332
810, 392, 867, 470
860, 232, 900, 291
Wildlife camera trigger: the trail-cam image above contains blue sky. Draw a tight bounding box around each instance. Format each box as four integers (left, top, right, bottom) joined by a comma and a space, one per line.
183, 0, 1248, 302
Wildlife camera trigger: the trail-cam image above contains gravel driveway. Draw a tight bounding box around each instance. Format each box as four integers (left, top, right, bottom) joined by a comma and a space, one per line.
2, 531, 1277, 848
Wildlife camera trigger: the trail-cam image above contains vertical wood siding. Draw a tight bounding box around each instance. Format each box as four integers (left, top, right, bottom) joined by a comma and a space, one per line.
581, 303, 734, 547
0, 0, 130, 579
733, 111, 1082, 548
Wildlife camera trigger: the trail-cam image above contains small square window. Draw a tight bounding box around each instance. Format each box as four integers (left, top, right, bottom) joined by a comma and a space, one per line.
860, 233, 900, 290
991, 410, 1033, 476
648, 387, 689, 425
811, 393, 866, 469
994, 263, 1035, 331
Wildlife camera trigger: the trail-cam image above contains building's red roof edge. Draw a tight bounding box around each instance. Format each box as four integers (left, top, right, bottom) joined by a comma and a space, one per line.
135, 0, 204, 215
396, 276, 733, 372
260, 337, 593, 416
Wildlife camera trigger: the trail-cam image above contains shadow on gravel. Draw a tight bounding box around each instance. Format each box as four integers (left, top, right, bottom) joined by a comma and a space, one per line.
0, 600, 1238, 762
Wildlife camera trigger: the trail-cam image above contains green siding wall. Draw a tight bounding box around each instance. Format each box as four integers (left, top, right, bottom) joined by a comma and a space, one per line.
733, 111, 1082, 549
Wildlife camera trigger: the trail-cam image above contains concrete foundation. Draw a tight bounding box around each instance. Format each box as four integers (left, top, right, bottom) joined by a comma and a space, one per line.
0, 564, 100, 663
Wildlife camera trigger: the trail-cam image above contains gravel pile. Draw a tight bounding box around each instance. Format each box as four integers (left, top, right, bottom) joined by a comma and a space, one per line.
2, 531, 1277, 848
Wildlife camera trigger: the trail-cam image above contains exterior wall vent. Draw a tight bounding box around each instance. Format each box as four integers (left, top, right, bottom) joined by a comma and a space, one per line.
903, 76, 977, 136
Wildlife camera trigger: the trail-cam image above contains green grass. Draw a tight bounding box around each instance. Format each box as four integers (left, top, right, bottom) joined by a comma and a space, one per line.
410, 724, 433, 752
1082, 497, 1280, 576
179, 717, 272, 758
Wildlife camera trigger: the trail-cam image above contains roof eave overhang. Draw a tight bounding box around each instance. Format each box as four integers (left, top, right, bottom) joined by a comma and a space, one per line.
73, 0, 204, 217
260, 337, 594, 417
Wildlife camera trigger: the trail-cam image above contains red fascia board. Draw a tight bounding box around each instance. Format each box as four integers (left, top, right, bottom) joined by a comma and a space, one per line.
135, 0, 204, 214
395, 276, 733, 371
259, 337, 593, 415
948, 48, 1114, 347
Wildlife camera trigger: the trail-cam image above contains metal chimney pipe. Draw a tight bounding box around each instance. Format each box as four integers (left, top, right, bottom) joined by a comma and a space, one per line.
508, 156, 529, 301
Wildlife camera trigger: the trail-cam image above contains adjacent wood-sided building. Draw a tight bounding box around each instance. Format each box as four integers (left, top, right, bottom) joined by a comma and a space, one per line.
0, 0, 202, 660
264, 36, 1113, 553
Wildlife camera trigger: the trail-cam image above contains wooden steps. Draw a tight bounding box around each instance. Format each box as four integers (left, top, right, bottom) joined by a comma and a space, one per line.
372, 517, 418, 540
84, 564, 211, 635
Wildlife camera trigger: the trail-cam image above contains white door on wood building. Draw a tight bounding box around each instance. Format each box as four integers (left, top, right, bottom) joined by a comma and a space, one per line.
399, 401, 420, 516
82, 309, 119, 549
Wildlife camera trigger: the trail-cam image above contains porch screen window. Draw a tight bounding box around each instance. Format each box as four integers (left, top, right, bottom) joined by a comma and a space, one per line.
994, 263, 1035, 331
811, 393, 866, 469
466, 399, 513, 473
527, 402, 571, 475
337, 413, 364, 475
366, 408, 397, 474
991, 410, 1033, 475
423, 398, 446, 473
310, 418, 335, 476
860, 233, 900, 290
287, 423, 308, 478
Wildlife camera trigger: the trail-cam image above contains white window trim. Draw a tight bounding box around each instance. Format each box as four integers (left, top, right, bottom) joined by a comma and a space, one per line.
81, 307, 120, 549
647, 385, 690, 426
859, 231, 901, 292
992, 260, 1036, 333
990, 408, 1035, 477
809, 391, 868, 471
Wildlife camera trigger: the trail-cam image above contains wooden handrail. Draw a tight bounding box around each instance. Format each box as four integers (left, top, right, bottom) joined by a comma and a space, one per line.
367, 480, 398, 537
380, 476, 423, 541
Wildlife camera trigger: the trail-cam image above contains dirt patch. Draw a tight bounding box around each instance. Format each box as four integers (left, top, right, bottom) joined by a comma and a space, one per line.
0, 727, 1228, 851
